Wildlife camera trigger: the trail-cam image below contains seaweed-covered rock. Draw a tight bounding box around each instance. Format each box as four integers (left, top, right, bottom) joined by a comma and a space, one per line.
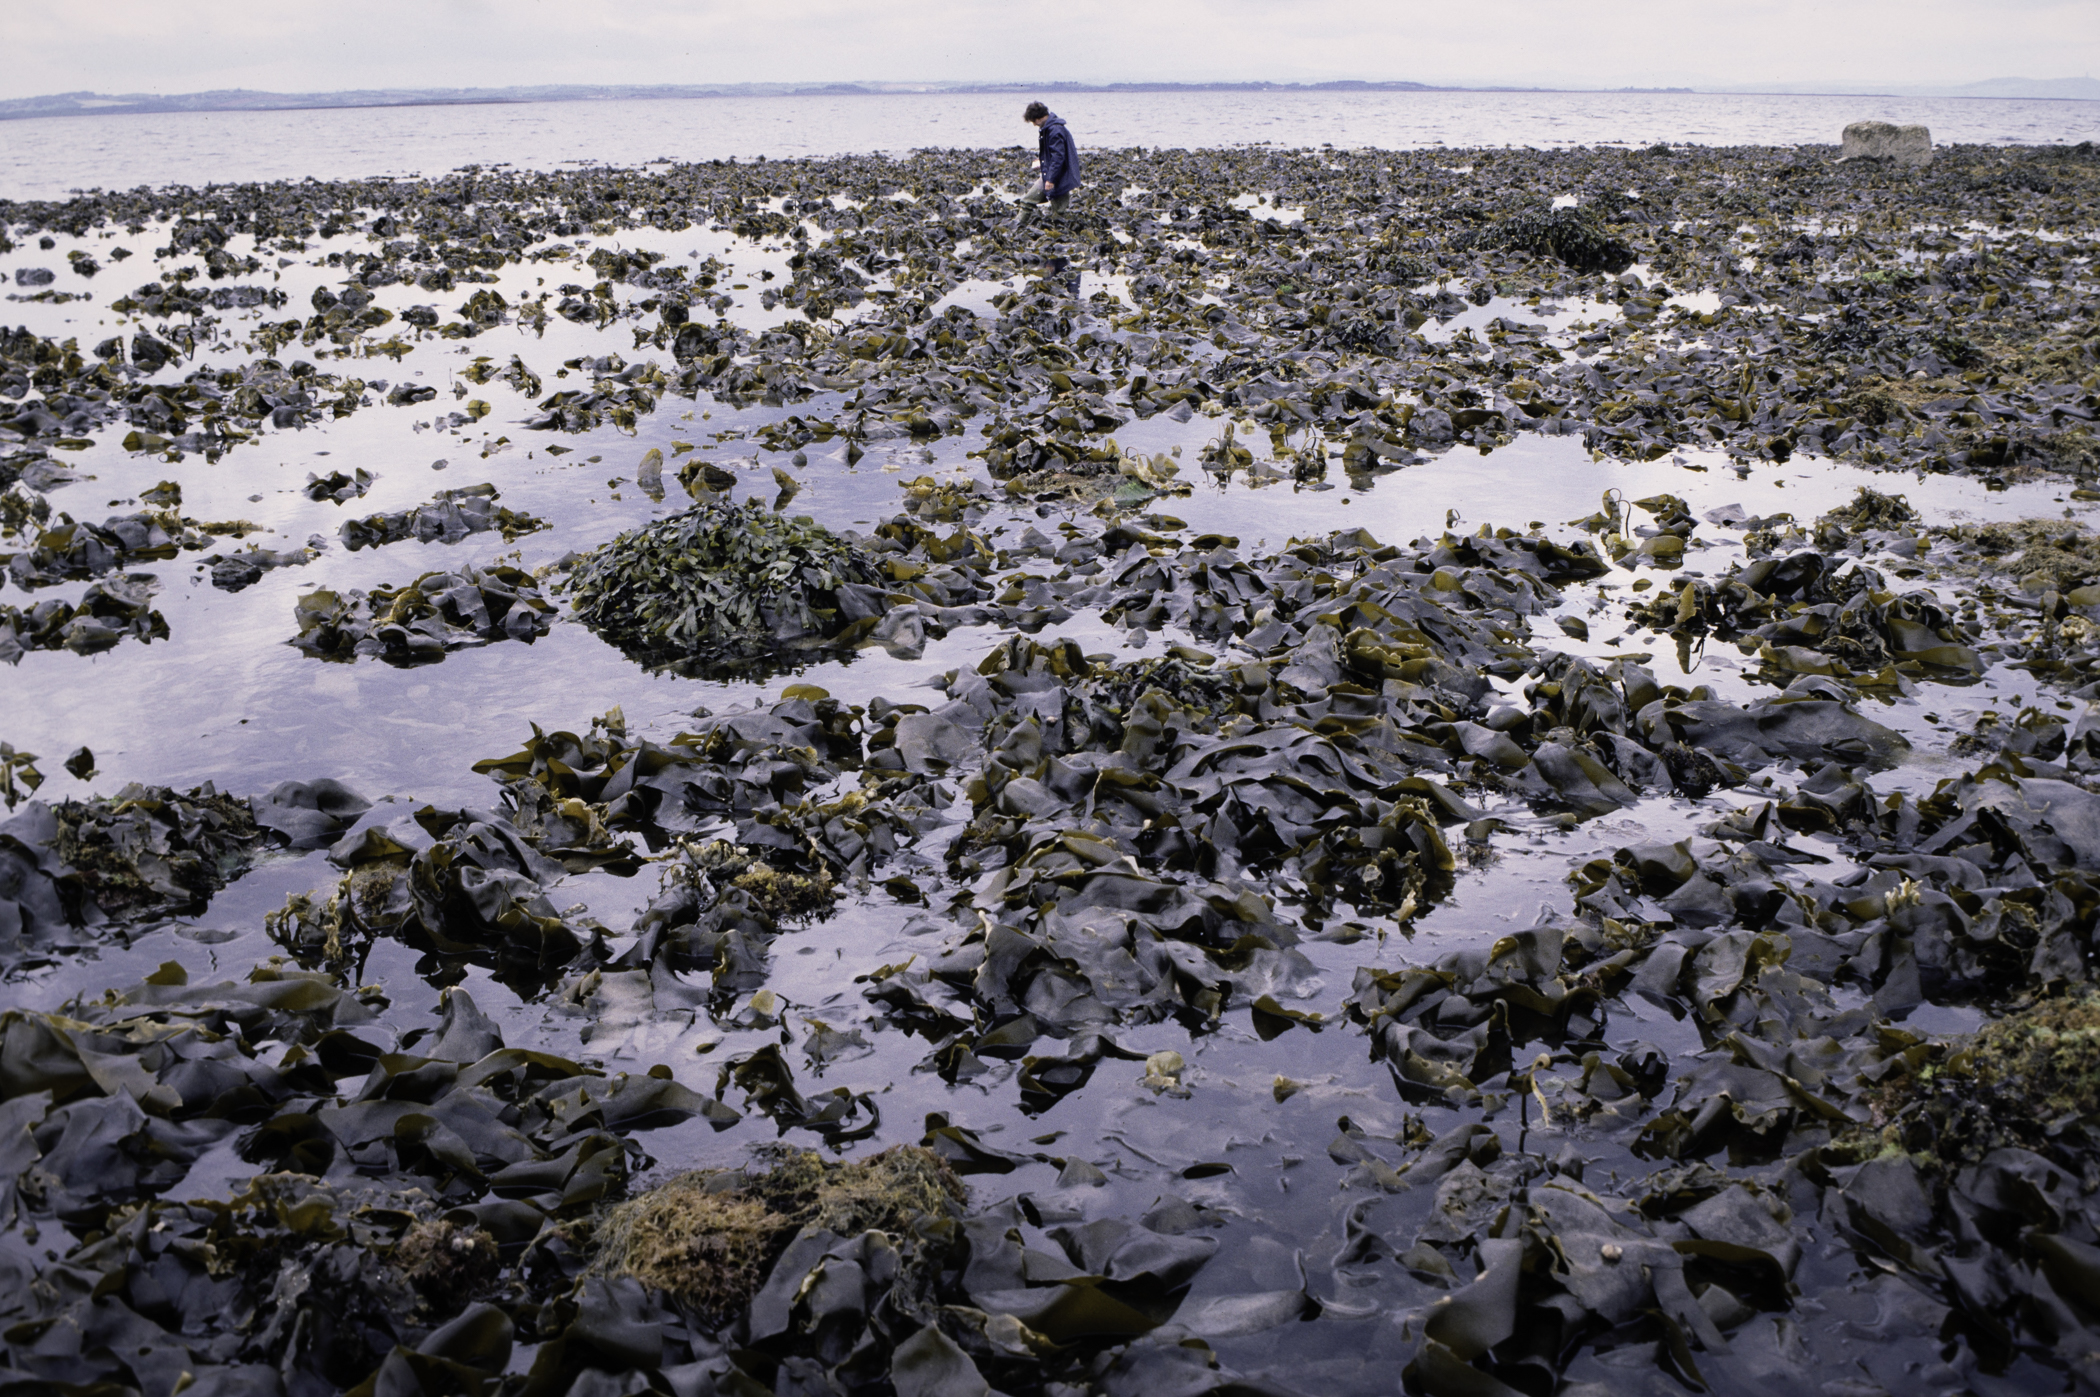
1, 508, 182, 587
0, 573, 168, 661
304, 465, 374, 502
49, 781, 266, 919
1948, 520, 2100, 593
561, 1140, 1235, 1396
269, 803, 593, 989
1631, 550, 1982, 680
565, 499, 892, 669
0, 779, 368, 971
1472, 203, 1636, 274
203, 540, 317, 591
339, 482, 545, 551
0, 781, 267, 933
1820, 485, 1919, 533
0, 1174, 491, 1393
0, 964, 731, 1394
661, 837, 836, 920
290, 564, 553, 664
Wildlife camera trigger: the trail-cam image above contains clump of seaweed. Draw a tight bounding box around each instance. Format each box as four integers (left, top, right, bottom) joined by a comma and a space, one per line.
392, 1217, 502, 1309
1474, 203, 1636, 274
2010, 529, 2100, 592
899, 474, 991, 523
1939, 519, 2100, 591
589, 1145, 965, 1320
1087, 655, 1243, 731
1854, 991, 2100, 1170
52, 781, 264, 918
565, 499, 889, 669
289, 564, 554, 665
1820, 485, 1919, 533
671, 837, 836, 919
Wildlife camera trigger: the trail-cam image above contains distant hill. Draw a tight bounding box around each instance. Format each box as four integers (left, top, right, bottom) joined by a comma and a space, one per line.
1910, 76, 2100, 100
1707, 75, 2100, 100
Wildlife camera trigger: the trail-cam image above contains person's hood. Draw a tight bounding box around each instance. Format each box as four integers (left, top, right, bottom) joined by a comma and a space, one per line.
1040, 114, 1065, 131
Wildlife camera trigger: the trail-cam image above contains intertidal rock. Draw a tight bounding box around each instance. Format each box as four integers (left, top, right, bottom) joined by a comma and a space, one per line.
1840, 120, 1933, 166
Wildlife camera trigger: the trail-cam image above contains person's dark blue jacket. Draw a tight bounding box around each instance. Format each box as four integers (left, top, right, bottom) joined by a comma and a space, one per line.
1038, 114, 1081, 196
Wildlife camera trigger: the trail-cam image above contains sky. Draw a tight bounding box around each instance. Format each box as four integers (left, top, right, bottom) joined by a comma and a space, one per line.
2, 0, 2095, 99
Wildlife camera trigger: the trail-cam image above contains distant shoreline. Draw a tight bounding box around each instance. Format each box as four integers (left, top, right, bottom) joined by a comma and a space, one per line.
13, 81, 2088, 124
4, 81, 2032, 123
0, 82, 1649, 123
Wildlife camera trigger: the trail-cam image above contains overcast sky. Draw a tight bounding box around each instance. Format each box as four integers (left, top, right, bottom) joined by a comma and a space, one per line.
4, 0, 2094, 99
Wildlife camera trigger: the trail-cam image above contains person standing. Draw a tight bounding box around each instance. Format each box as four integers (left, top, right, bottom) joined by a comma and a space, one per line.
1016, 102, 1081, 228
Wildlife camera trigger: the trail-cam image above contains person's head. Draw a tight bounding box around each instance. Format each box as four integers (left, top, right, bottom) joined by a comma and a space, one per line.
1023, 101, 1049, 126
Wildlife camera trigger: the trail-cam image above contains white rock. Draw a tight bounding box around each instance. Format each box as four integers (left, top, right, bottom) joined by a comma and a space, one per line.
1839, 121, 1932, 166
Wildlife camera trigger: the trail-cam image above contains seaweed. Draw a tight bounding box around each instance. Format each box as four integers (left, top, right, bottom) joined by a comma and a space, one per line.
564, 498, 892, 670
1470, 202, 1637, 275
290, 564, 554, 664
8, 135, 2100, 1397
0, 573, 168, 661
664, 837, 836, 920
339, 482, 546, 551
1851, 990, 2100, 1171
589, 1144, 965, 1320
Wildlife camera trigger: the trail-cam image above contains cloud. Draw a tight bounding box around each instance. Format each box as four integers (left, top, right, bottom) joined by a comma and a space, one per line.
0, 0, 2091, 98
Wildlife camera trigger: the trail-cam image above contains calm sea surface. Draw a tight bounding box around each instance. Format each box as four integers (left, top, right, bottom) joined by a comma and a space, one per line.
1, 89, 2095, 200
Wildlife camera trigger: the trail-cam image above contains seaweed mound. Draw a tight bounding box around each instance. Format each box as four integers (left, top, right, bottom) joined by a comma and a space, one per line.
49, 782, 263, 918
1476, 203, 1636, 274
567, 499, 890, 669
1820, 485, 1919, 532
591, 1145, 965, 1320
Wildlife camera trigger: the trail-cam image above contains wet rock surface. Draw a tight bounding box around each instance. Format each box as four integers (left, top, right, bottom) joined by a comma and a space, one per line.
0, 138, 2098, 1395
1841, 120, 1934, 166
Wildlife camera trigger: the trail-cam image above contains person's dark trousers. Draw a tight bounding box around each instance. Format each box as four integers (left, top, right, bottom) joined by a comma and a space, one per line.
1014, 186, 1070, 230
1015, 189, 1080, 294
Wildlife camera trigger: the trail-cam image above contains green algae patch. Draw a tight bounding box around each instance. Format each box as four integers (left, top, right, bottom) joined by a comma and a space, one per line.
1965, 994, 2100, 1122
589, 1145, 965, 1319
593, 1178, 778, 1318
392, 1216, 503, 1310
2006, 529, 2100, 593
1850, 992, 2100, 1170
1933, 518, 2100, 592
671, 838, 836, 920
565, 499, 889, 671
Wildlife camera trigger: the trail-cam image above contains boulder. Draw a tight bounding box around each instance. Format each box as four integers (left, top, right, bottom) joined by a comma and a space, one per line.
1839, 121, 1932, 166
